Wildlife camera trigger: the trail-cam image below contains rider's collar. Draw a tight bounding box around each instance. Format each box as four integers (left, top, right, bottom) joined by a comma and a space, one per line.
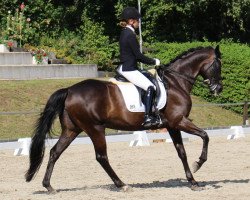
126, 25, 135, 33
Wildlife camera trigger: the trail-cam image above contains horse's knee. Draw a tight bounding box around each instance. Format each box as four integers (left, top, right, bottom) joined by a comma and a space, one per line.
202, 132, 209, 144
96, 154, 108, 164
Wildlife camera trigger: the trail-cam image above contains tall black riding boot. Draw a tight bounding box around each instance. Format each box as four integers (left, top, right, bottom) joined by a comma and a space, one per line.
142, 86, 160, 128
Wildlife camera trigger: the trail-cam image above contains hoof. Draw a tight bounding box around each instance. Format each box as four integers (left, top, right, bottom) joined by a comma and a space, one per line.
46, 187, 57, 195
192, 161, 200, 173
191, 185, 204, 191
121, 185, 133, 192
48, 189, 57, 195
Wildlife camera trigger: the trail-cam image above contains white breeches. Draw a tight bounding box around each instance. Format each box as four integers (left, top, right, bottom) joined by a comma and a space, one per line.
117, 66, 155, 91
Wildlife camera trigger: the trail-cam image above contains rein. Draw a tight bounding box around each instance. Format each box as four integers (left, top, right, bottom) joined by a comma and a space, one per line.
162, 67, 196, 85
159, 59, 217, 87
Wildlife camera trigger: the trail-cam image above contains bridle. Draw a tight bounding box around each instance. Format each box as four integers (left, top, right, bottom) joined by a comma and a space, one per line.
158, 57, 221, 90
201, 57, 222, 92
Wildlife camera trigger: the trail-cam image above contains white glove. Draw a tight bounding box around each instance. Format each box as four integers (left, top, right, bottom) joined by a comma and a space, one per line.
154, 58, 160, 66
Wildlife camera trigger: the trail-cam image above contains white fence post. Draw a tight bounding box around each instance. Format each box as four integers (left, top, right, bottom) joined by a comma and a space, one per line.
0, 127, 249, 154
14, 138, 31, 156
129, 131, 150, 147
227, 126, 245, 140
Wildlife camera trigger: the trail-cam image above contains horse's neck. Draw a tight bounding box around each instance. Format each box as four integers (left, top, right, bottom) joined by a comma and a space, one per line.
168, 57, 204, 93
180, 57, 204, 78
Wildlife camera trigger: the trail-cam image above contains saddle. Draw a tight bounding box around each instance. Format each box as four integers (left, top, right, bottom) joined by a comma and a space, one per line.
114, 67, 161, 105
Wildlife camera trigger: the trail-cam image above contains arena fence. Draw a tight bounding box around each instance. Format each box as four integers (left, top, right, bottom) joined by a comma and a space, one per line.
0, 102, 248, 124
0, 102, 249, 155
192, 101, 249, 125
0, 126, 249, 156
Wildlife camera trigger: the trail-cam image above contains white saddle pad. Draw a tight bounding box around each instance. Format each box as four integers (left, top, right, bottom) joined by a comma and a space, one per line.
109, 73, 167, 112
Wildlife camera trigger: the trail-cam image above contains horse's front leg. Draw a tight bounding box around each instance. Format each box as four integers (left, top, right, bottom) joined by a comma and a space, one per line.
168, 129, 200, 190
176, 116, 209, 173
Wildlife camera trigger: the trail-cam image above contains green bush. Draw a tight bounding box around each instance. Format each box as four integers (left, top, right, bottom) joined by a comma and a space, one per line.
36, 13, 116, 70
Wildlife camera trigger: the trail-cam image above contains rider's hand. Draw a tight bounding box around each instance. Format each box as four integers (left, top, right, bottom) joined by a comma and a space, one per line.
154, 58, 161, 66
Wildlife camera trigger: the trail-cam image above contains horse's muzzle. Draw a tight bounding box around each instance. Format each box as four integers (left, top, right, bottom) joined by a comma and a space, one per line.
204, 79, 223, 96
211, 84, 223, 96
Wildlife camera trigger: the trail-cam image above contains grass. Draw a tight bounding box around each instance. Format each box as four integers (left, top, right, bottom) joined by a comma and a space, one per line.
189, 96, 242, 127
0, 79, 242, 140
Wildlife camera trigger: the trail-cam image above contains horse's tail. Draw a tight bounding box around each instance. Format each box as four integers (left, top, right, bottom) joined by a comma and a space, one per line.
25, 88, 68, 182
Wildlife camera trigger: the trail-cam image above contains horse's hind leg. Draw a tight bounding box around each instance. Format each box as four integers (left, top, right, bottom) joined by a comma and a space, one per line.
168, 129, 200, 190
87, 125, 129, 191
42, 128, 79, 193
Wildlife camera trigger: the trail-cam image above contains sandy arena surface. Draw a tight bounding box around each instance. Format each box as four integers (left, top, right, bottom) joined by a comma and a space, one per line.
0, 135, 249, 200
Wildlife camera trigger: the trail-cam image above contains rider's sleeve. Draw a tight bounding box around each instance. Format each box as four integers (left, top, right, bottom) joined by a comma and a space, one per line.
127, 33, 156, 65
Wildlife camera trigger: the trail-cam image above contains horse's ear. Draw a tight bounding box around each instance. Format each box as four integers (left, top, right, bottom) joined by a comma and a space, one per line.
215, 45, 221, 59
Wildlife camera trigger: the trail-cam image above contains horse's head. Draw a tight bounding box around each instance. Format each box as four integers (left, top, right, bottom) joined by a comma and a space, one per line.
156, 45, 223, 96
200, 45, 223, 96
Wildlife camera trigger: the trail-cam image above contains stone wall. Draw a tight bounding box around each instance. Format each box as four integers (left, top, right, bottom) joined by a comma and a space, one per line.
0, 52, 33, 65
0, 64, 98, 80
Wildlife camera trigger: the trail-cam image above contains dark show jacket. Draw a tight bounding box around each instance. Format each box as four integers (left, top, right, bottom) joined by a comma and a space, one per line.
119, 27, 156, 71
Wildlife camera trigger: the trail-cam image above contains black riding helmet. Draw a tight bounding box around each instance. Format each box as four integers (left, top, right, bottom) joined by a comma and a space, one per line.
120, 7, 141, 20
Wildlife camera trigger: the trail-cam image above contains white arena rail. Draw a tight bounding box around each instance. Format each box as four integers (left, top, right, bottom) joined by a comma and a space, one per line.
0, 126, 249, 156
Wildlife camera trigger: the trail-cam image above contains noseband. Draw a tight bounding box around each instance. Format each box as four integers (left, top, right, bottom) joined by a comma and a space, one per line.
202, 58, 222, 92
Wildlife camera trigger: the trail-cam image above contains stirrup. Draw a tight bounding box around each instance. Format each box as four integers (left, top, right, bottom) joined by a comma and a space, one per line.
142, 116, 161, 128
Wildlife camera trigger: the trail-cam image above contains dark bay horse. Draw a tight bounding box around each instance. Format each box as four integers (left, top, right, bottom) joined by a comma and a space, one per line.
25, 45, 222, 193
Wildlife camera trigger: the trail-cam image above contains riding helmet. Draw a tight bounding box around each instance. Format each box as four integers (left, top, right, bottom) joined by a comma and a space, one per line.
120, 7, 141, 20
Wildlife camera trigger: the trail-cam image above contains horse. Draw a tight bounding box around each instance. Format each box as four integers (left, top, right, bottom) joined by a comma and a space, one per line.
25, 45, 222, 193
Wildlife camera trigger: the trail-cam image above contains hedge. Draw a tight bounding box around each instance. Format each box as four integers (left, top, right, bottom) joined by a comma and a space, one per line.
146, 41, 250, 114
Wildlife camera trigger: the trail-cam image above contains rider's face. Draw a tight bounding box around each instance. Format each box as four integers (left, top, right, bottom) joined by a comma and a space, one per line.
128, 19, 139, 29
132, 19, 139, 29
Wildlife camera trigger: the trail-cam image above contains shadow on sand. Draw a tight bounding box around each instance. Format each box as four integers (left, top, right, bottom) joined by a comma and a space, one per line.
33, 178, 249, 194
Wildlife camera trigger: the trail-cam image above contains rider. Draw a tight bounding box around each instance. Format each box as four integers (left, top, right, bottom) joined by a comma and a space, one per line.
117, 7, 161, 128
